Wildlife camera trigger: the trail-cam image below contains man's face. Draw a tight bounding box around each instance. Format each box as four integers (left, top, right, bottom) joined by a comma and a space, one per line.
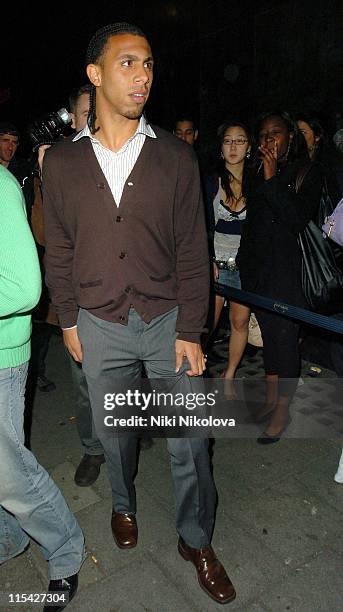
174, 121, 198, 146
71, 93, 90, 132
0, 133, 18, 165
87, 34, 153, 121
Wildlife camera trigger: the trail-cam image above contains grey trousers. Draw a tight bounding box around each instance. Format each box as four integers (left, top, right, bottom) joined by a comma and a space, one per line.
67, 352, 104, 456
77, 307, 217, 548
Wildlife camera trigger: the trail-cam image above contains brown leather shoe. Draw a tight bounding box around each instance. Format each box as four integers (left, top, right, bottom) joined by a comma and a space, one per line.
178, 537, 236, 604
111, 512, 138, 549
74, 454, 105, 487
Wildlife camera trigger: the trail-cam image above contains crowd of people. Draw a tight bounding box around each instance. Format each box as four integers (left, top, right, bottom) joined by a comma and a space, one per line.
206, 111, 343, 441
1, 20, 343, 610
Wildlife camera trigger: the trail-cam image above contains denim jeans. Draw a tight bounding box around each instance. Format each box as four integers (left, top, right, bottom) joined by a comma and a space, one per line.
218, 267, 241, 290
0, 362, 85, 579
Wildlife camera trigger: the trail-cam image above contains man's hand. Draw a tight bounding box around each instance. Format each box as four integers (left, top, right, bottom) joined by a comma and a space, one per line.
38, 144, 51, 174
259, 142, 278, 181
63, 327, 83, 362
175, 339, 206, 376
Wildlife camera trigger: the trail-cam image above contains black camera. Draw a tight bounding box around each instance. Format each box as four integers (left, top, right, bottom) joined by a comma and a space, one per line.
28, 108, 72, 151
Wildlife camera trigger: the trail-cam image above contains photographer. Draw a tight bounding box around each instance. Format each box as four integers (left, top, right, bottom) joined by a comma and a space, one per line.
31, 86, 107, 487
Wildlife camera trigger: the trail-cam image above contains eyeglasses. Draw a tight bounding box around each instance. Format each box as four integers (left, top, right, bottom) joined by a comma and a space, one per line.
223, 138, 248, 146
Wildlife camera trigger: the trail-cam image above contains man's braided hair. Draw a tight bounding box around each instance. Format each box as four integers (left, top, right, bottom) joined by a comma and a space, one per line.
86, 22, 147, 134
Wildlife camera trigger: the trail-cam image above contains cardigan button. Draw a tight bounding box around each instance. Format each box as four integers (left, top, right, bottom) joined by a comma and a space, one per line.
119, 252, 127, 259
97, 183, 105, 189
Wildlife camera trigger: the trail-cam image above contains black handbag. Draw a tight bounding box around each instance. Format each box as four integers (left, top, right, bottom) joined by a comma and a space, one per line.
296, 166, 343, 312
298, 220, 343, 311
316, 176, 335, 227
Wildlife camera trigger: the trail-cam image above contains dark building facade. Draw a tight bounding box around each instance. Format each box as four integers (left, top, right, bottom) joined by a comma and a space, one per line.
1, 1, 342, 158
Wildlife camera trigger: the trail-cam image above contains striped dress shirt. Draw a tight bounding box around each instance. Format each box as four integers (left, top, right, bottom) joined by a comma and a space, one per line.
63, 115, 156, 328
73, 115, 156, 206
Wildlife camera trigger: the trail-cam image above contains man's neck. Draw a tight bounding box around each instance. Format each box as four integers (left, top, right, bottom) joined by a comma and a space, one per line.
94, 112, 140, 153
0, 159, 9, 168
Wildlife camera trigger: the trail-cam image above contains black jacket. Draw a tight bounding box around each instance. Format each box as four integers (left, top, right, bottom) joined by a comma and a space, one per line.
8, 157, 34, 219
237, 161, 323, 306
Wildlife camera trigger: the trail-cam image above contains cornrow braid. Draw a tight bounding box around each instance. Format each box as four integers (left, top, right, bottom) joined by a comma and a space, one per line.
86, 22, 147, 134
88, 84, 97, 135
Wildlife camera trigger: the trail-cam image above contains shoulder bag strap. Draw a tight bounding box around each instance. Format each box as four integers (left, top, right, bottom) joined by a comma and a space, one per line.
295, 162, 313, 194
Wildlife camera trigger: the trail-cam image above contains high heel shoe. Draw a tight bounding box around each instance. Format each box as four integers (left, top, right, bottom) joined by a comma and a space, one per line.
257, 417, 292, 445
257, 431, 281, 445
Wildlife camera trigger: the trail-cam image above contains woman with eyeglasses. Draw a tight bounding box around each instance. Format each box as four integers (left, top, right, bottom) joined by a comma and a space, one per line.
207, 120, 252, 397
237, 111, 323, 443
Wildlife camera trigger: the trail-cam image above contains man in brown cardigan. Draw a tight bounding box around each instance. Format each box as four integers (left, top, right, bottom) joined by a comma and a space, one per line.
43, 22, 236, 605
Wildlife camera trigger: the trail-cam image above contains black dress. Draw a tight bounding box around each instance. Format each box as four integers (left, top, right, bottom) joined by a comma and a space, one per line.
237, 160, 323, 392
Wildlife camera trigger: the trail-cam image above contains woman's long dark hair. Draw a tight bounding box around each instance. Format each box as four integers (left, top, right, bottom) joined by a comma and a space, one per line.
217, 119, 253, 202
296, 111, 343, 171
254, 110, 308, 168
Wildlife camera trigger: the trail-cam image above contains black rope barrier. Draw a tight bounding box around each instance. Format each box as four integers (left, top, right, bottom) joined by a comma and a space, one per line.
214, 283, 343, 335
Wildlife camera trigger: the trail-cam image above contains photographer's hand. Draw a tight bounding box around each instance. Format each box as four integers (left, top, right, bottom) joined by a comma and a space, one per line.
38, 144, 51, 175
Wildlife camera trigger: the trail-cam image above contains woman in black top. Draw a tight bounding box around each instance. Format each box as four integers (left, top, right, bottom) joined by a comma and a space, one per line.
237, 111, 323, 443
296, 112, 343, 200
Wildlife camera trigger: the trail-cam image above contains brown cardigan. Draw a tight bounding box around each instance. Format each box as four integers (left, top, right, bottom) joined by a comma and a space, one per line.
42, 126, 209, 343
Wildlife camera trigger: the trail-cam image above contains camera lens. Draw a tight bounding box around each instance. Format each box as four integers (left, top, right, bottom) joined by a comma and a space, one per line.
57, 108, 72, 125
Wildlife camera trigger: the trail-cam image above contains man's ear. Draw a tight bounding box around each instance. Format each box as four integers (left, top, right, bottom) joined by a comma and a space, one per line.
86, 63, 101, 87
70, 112, 76, 130
194, 129, 199, 141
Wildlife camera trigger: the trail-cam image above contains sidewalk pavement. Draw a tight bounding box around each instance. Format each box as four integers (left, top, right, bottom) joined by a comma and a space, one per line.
0, 332, 342, 612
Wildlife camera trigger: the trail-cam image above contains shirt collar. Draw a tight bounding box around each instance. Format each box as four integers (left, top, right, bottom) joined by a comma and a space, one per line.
72, 115, 156, 144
